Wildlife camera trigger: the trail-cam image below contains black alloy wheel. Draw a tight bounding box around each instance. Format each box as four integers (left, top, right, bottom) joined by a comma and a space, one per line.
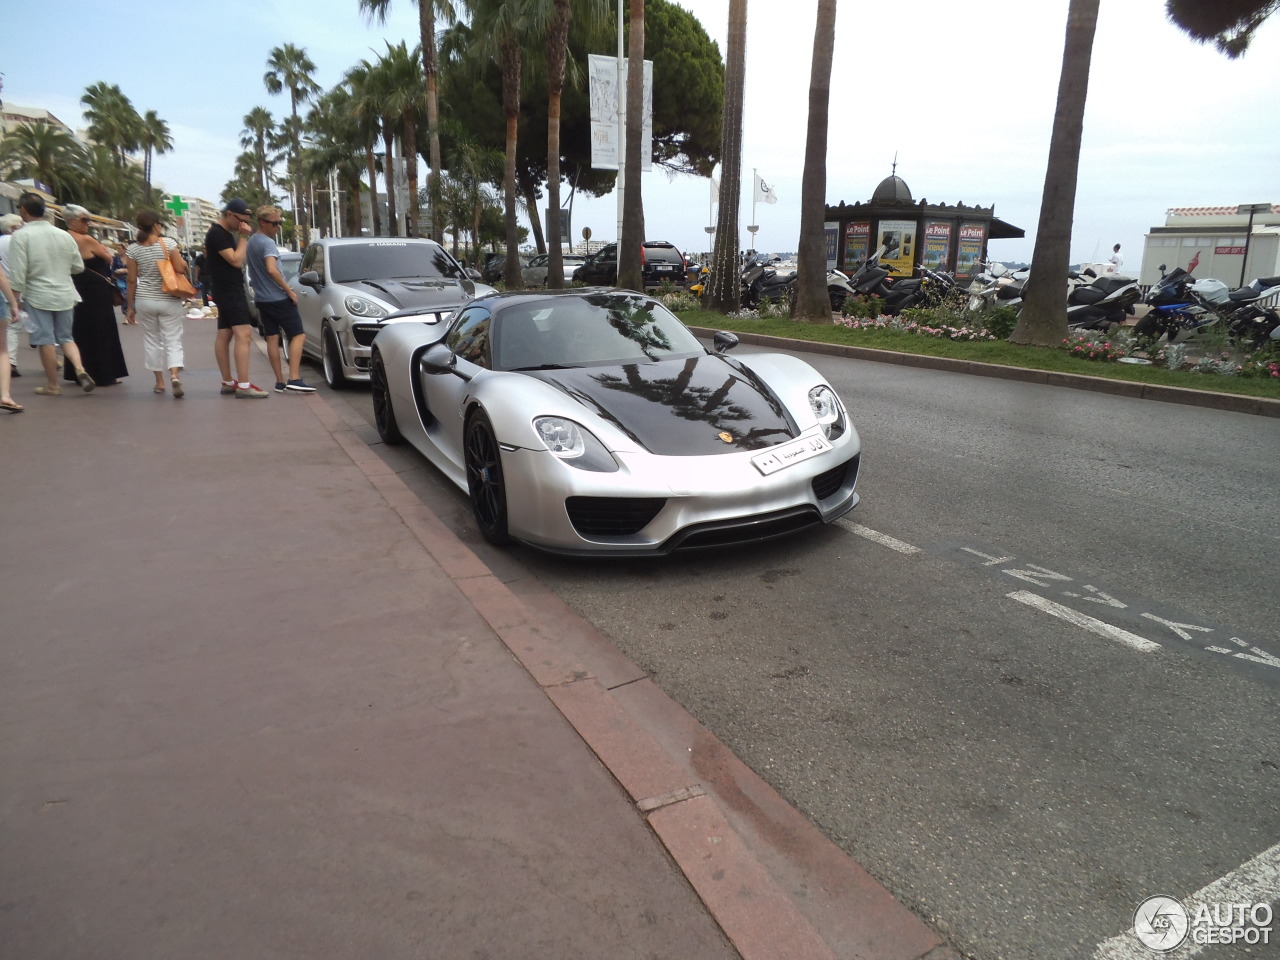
322, 324, 348, 390
464, 410, 510, 545
370, 350, 403, 444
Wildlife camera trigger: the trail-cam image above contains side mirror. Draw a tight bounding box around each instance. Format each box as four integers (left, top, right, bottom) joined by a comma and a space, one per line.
299, 270, 322, 288
712, 330, 739, 354
421, 342, 457, 375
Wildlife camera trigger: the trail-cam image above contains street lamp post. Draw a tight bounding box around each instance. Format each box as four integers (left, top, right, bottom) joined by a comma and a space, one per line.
1236, 203, 1270, 286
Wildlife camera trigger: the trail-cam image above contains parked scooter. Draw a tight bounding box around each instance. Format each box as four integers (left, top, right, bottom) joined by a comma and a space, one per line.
845, 247, 951, 315
967, 259, 1028, 311
741, 254, 796, 307
1065, 272, 1142, 331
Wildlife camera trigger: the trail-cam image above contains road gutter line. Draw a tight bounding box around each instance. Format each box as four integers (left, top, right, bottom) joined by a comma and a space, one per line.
1007, 590, 1163, 653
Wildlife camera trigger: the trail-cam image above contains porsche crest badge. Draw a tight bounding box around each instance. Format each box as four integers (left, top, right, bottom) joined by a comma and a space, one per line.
718, 432, 733, 443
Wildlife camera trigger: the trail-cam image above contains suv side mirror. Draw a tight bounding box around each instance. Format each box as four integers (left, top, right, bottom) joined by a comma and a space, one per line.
712, 330, 739, 354
299, 270, 322, 289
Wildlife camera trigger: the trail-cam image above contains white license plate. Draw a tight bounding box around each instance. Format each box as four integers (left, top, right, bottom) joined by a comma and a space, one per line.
751, 434, 833, 476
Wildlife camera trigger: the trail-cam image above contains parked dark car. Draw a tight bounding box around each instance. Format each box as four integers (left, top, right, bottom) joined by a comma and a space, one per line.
571, 241, 687, 291
482, 252, 528, 285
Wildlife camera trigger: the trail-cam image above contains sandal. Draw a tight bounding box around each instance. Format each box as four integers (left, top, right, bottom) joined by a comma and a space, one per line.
154, 385, 166, 394
171, 378, 184, 399
34, 386, 62, 396
0, 398, 22, 413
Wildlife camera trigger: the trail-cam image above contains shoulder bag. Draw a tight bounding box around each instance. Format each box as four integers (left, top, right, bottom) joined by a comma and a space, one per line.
156, 237, 198, 300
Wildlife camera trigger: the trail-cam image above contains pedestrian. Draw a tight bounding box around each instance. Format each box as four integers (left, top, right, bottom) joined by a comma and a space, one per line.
246, 205, 314, 393
1109, 244, 1124, 271
125, 210, 188, 397
6, 192, 96, 397
111, 243, 129, 310
61, 204, 129, 387
0, 213, 24, 380
205, 198, 267, 398
0, 261, 22, 411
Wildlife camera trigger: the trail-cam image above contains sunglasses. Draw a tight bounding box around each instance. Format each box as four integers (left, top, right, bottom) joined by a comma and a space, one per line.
259, 219, 283, 226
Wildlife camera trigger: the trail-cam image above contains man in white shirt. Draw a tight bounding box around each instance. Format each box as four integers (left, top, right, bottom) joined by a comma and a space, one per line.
0, 213, 22, 378
7, 193, 94, 395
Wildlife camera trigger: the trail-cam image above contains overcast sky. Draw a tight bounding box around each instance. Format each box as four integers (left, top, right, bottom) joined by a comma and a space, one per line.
3, 0, 1276, 268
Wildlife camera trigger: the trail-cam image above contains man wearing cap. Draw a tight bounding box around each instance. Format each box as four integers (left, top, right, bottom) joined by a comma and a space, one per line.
205, 198, 267, 398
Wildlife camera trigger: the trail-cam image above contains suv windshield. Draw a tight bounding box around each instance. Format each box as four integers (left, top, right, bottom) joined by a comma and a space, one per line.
330, 242, 464, 283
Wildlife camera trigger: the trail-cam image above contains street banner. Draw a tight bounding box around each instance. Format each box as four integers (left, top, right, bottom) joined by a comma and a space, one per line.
922, 220, 952, 271
844, 221, 871, 270
956, 221, 986, 278
588, 54, 652, 172
879, 219, 916, 277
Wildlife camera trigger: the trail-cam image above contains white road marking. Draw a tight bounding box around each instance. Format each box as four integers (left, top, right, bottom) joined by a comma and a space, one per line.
1092, 841, 1280, 959
1063, 585, 1127, 609
1007, 591, 1163, 653
836, 520, 922, 554
1207, 637, 1280, 669
1141, 612, 1215, 643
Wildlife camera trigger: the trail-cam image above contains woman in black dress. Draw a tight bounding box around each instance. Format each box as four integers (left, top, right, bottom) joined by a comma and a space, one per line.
62, 205, 128, 387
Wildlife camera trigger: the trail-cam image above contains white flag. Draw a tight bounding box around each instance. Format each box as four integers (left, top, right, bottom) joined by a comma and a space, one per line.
754, 173, 778, 205
710, 175, 719, 206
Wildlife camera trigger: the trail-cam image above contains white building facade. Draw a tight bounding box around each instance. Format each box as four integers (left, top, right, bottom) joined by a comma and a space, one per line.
1141, 204, 1280, 287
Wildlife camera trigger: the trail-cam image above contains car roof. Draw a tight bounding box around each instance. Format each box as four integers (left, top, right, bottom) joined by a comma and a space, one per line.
315, 237, 444, 247
473, 287, 657, 311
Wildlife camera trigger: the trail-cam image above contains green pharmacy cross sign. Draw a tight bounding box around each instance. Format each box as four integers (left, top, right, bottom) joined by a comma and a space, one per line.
164, 196, 190, 217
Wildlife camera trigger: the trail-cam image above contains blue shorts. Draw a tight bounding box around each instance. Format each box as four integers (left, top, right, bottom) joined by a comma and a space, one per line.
26, 306, 75, 347
256, 298, 304, 339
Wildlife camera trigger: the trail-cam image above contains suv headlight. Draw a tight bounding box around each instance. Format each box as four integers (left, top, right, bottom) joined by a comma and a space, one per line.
808, 385, 845, 440
533, 417, 618, 472
345, 295, 388, 319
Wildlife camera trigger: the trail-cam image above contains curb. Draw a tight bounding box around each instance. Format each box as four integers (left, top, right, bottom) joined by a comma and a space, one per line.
687, 326, 1280, 419
298, 386, 961, 960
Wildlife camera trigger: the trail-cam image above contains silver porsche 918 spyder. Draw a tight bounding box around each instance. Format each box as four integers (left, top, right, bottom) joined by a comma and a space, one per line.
370, 289, 861, 556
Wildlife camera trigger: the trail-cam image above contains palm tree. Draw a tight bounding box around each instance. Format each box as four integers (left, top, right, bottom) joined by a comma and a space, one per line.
617, 0, 646, 292
353, 53, 403, 236
1165, 0, 1278, 56
792, 0, 837, 321
80, 82, 143, 168
241, 107, 276, 196
379, 40, 428, 237
346, 63, 386, 237
359, 0, 458, 243
540, 0, 573, 288
705, 0, 747, 312
70, 143, 146, 219
0, 122, 82, 197
264, 44, 322, 242
140, 110, 173, 194
305, 87, 371, 237
467, 0, 533, 289
1010, 0, 1100, 346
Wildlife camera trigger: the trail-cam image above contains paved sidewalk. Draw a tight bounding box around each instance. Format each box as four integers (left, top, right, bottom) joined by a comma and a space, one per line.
0, 320, 956, 960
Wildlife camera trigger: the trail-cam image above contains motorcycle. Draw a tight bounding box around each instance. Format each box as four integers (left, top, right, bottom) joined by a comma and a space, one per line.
1134, 265, 1223, 342
1065, 272, 1142, 331
844, 247, 951, 315
967, 259, 1029, 311
1215, 275, 1280, 348
741, 254, 797, 307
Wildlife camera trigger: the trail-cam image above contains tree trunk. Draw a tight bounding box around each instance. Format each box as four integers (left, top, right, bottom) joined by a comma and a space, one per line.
545, 0, 571, 289
501, 38, 524, 290
291, 95, 308, 246
419, 1, 444, 243
618, 0, 646, 293
706, 0, 747, 312
792, 0, 837, 321
404, 116, 419, 237
520, 172, 546, 255
1012, 0, 1100, 345
383, 122, 400, 237
366, 148, 382, 237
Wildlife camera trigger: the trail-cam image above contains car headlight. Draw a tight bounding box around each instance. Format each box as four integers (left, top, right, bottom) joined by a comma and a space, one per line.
345, 295, 388, 319
808, 385, 845, 440
533, 417, 619, 472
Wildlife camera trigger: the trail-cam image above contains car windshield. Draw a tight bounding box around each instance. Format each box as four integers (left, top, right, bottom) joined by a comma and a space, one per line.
329, 242, 463, 283
496, 293, 704, 370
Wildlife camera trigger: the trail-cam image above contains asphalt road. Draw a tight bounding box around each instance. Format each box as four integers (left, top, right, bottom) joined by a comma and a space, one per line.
320, 344, 1280, 960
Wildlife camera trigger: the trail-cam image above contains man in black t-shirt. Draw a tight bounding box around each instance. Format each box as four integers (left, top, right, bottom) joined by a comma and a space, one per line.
205, 198, 267, 398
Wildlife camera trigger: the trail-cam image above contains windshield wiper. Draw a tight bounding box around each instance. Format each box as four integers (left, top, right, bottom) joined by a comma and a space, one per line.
507, 363, 583, 371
